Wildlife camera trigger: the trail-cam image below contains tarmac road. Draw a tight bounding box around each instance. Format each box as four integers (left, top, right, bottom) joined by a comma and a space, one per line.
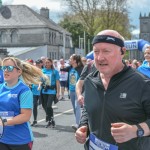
30, 95, 84, 150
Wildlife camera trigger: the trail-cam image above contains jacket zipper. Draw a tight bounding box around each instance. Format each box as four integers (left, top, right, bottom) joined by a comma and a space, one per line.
100, 91, 106, 137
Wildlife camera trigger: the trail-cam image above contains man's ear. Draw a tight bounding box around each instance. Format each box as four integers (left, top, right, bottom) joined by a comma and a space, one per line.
121, 47, 126, 55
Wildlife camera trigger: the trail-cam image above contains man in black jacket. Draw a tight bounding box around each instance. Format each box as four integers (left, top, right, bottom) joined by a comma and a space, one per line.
75, 29, 150, 150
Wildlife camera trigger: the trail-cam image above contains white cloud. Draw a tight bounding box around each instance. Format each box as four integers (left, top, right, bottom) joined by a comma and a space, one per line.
2, 0, 67, 22
3, 0, 150, 28
3, 0, 64, 12
128, 0, 149, 31
130, 0, 149, 9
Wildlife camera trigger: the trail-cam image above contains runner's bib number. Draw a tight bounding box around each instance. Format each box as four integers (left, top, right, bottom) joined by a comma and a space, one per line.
89, 133, 118, 150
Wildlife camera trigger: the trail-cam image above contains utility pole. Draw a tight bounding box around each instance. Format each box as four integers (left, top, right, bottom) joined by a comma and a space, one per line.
79, 35, 80, 48
84, 31, 86, 55
88, 39, 90, 53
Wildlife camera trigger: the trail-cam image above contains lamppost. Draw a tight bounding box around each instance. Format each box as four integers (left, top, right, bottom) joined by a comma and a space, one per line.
79, 31, 86, 56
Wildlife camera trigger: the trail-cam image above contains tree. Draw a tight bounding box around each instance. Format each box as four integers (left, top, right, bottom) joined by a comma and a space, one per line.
97, 0, 131, 37
59, 16, 84, 48
59, 14, 93, 53
64, 0, 101, 36
63, 0, 132, 39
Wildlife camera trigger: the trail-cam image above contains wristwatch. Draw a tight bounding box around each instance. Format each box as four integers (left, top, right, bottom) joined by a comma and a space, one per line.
3, 118, 7, 126
136, 124, 144, 137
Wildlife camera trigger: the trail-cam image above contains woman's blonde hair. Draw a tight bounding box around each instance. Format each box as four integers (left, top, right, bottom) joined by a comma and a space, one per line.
2, 57, 46, 85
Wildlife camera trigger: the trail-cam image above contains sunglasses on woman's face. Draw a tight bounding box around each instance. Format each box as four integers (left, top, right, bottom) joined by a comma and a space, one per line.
2, 66, 19, 72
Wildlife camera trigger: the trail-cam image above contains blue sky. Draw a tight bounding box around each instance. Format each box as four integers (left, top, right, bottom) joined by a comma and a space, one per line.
129, 0, 150, 34
2, 0, 150, 35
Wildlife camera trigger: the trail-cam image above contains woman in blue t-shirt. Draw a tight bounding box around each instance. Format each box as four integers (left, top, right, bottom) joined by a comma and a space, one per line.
41, 58, 60, 128
0, 57, 44, 150
30, 83, 41, 127
69, 54, 84, 131
60, 54, 84, 131
138, 45, 150, 78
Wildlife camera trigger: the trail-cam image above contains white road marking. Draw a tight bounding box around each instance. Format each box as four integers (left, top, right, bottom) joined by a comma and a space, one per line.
37, 109, 73, 123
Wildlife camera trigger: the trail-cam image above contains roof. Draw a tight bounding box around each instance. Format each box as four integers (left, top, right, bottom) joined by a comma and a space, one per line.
6, 47, 38, 56
0, 5, 71, 35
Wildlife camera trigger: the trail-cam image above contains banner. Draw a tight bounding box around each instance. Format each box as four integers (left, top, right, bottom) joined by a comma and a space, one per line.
86, 39, 150, 59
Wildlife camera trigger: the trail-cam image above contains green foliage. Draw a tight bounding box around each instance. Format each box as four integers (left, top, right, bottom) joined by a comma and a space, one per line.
59, 17, 83, 48
59, 0, 133, 53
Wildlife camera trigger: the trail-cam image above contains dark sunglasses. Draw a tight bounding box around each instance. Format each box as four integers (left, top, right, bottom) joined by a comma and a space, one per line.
2, 66, 19, 72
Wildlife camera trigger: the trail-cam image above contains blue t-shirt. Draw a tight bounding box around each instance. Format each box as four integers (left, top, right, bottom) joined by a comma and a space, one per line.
69, 68, 80, 92
0, 69, 4, 84
42, 68, 60, 94
31, 84, 41, 96
138, 60, 150, 78
0, 79, 33, 144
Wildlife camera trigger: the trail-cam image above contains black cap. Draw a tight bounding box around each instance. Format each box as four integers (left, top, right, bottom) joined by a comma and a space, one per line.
35, 59, 43, 64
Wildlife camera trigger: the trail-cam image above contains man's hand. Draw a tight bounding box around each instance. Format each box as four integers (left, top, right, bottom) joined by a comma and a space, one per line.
78, 95, 84, 106
75, 126, 88, 144
111, 122, 137, 143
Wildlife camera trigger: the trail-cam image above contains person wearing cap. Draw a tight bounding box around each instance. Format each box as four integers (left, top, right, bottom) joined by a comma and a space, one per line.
75, 29, 150, 150
26, 59, 34, 65
138, 45, 150, 78
35, 59, 43, 69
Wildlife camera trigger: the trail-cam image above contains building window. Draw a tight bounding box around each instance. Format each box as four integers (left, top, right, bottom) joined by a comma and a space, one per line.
53, 32, 56, 45
54, 52, 56, 59
0, 30, 7, 43
11, 30, 18, 43
49, 52, 52, 58
52, 32, 54, 45
52, 52, 54, 59
49, 31, 52, 44
142, 21, 148, 24
49, 52, 55, 59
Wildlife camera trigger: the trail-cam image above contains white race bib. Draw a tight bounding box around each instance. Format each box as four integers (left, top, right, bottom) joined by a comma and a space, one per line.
89, 133, 118, 150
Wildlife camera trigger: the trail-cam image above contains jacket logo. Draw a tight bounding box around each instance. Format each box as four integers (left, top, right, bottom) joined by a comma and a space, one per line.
120, 93, 127, 99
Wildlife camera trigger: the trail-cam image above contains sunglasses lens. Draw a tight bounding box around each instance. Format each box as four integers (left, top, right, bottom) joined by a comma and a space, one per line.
2, 66, 14, 72
7, 66, 14, 72
2, 66, 6, 71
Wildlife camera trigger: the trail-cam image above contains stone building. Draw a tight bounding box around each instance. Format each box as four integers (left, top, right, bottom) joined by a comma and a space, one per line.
0, 5, 72, 60
140, 13, 150, 42
138, 12, 150, 60
128, 13, 150, 61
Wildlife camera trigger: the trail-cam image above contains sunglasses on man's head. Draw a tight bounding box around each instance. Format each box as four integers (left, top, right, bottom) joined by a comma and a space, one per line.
2, 66, 19, 72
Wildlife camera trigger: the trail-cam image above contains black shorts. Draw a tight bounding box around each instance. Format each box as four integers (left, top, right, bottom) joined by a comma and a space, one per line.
0, 142, 33, 150
60, 81, 68, 88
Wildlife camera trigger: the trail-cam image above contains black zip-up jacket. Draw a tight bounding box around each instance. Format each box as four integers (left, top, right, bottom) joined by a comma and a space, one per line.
80, 65, 150, 150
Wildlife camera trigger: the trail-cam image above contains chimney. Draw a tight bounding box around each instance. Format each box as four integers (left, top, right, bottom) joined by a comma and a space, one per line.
40, 7, 49, 19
